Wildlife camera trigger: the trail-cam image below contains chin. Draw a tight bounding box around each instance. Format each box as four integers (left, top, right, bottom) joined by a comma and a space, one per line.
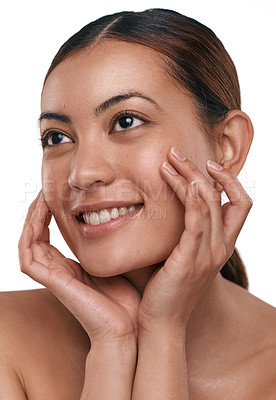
75, 245, 170, 278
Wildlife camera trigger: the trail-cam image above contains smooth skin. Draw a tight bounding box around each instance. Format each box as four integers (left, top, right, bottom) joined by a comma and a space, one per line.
1, 40, 276, 399
18, 157, 252, 400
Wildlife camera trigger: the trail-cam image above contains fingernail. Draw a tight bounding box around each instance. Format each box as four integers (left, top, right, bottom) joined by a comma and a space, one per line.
207, 160, 223, 171
162, 161, 178, 175
171, 147, 186, 161
191, 181, 199, 198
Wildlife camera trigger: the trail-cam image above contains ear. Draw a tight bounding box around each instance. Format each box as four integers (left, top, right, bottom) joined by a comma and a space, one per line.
216, 110, 254, 185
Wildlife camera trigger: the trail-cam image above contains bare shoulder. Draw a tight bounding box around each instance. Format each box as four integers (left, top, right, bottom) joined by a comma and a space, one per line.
0, 289, 90, 399
0, 289, 75, 346
190, 280, 276, 399
0, 289, 56, 346
0, 289, 58, 398
246, 290, 276, 395
0, 288, 60, 320
0, 288, 90, 337
225, 280, 276, 398
227, 279, 276, 336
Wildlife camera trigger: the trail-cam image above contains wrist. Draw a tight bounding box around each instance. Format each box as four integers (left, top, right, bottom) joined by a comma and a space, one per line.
138, 315, 187, 339
90, 334, 137, 357
82, 336, 137, 400
132, 321, 189, 400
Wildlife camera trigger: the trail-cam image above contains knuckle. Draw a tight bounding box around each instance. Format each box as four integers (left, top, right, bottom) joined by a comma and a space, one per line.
223, 172, 238, 188
18, 238, 22, 250
211, 189, 221, 203
174, 177, 187, 194
201, 202, 210, 217
175, 175, 185, 185
245, 196, 253, 209
29, 199, 38, 214
241, 195, 253, 211
214, 244, 227, 267
20, 262, 29, 275
191, 225, 204, 240
187, 160, 198, 172
196, 255, 212, 274
224, 168, 236, 179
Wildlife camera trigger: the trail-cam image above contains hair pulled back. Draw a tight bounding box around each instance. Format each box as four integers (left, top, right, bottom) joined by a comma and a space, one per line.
44, 8, 248, 289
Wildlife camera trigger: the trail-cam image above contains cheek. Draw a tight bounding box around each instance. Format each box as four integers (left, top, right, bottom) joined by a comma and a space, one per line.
42, 162, 55, 206
138, 163, 185, 238
41, 161, 71, 210
133, 144, 184, 220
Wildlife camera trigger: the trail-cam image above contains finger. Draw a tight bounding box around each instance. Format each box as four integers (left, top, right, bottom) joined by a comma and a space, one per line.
206, 161, 253, 249
160, 160, 188, 201
161, 157, 214, 240
162, 153, 223, 243
40, 208, 52, 244
29, 194, 51, 242
23, 190, 43, 225
161, 182, 204, 277
42, 198, 52, 243
178, 182, 204, 254
18, 222, 34, 268
164, 151, 224, 243
168, 151, 223, 212
18, 222, 49, 284
168, 148, 214, 191
32, 242, 54, 265
32, 241, 65, 264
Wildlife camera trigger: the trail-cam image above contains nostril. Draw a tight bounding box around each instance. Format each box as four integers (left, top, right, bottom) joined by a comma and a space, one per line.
68, 154, 115, 190
69, 180, 103, 191
68, 172, 107, 191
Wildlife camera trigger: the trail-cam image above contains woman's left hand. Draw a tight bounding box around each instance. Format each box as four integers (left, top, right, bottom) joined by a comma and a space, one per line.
138, 147, 252, 331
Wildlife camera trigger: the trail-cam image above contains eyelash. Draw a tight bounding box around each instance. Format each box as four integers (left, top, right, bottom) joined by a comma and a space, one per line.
40, 111, 149, 148
109, 110, 149, 133
40, 130, 70, 149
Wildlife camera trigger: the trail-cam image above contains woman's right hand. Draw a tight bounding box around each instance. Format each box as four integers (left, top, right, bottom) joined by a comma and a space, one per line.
18, 192, 141, 344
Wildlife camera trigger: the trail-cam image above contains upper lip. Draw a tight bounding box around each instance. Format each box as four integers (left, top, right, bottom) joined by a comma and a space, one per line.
72, 200, 144, 216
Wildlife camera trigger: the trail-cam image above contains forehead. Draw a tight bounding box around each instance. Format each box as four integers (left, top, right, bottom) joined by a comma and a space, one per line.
40, 40, 201, 132
42, 41, 170, 105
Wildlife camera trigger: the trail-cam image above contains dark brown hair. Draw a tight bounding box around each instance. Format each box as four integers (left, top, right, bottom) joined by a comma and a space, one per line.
44, 8, 249, 289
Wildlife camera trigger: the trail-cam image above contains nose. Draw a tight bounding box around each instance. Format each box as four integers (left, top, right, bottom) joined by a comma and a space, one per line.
68, 141, 116, 191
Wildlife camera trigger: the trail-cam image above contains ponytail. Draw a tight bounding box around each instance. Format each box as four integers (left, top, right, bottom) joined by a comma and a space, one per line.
220, 248, 248, 289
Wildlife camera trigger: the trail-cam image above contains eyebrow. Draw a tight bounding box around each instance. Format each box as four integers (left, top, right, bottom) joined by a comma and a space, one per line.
38, 91, 161, 125
38, 112, 71, 126
94, 92, 161, 116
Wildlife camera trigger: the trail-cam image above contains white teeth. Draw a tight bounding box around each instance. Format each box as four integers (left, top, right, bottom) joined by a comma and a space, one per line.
99, 209, 111, 224
82, 204, 142, 225
110, 207, 119, 219
127, 205, 136, 213
83, 212, 100, 225
119, 207, 128, 216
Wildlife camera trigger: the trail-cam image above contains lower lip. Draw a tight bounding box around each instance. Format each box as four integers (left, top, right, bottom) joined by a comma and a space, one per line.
76, 205, 144, 238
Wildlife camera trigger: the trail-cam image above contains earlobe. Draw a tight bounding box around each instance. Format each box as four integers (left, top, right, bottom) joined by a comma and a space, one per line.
219, 110, 254, 176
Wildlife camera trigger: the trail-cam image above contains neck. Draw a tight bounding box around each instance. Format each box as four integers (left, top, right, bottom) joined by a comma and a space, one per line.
123, 265, 236, 351
122, 262, 164, 294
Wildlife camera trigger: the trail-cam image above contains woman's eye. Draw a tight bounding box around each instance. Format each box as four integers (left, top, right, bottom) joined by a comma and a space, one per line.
113, 115, 145, 132
41, 131, 72, 148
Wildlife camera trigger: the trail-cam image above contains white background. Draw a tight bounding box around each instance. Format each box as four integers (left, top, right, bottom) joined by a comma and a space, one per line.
1, 0, 275, 306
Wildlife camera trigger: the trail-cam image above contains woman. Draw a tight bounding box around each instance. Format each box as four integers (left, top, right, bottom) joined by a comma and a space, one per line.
1, 8, 275, 399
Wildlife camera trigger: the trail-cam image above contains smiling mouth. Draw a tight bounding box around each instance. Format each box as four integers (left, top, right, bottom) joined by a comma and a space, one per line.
75, 203, 144, 226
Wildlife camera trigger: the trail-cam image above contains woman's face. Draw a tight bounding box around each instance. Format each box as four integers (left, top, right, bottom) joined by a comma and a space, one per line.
41, 40, 218, 277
